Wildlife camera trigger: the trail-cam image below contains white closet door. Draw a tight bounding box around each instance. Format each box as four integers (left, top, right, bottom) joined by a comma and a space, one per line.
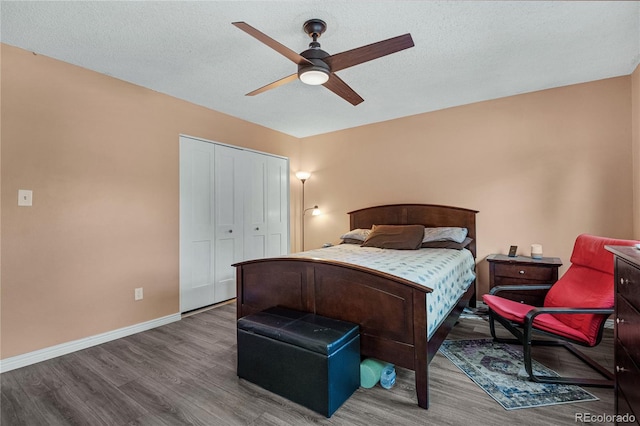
180, 135, 289, 312
266, 156, 289, 256
244, 151, 268, 261
179, 137, 216, 312
213, 144, 244, 303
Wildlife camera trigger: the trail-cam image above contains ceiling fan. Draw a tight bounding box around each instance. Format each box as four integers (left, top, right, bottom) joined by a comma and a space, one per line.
232, 19, 414, 105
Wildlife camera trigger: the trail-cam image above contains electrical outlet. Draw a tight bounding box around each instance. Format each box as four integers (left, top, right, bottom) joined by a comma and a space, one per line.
134, 287, 143, 301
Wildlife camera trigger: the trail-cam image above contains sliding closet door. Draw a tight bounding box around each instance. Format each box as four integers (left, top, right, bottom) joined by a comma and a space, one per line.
213, 144, 244, 303
179, 137, 216, 312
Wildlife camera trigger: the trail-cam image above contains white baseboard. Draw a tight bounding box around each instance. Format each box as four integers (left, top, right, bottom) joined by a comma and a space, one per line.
0, 313, 181, 373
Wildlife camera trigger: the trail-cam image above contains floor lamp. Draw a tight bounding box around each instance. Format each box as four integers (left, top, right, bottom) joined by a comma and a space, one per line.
296, 171, 320, 251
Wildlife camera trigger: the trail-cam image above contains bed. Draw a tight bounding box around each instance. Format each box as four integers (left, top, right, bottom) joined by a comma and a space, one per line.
234, 204, 478, 409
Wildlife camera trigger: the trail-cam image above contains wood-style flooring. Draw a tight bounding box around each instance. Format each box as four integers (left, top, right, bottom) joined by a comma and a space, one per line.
1, 302, 615, 425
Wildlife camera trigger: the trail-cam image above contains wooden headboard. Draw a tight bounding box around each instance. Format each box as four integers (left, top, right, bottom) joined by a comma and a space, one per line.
348, 204, 478, 259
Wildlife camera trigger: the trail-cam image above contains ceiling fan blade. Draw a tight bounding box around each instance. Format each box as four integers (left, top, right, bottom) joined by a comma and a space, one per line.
325, 33, 414, 72
322, 73, 364, 106
232, 22, 313, 66
246, 73, 298, 96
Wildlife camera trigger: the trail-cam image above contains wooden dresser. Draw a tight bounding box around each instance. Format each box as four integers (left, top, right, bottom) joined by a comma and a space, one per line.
606, 246, 640, 424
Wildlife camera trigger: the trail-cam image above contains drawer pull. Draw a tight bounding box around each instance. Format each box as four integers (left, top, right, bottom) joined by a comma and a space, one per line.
255, 227, 260, 231
616, 318, 625, 324
616, 366, 628, 373
229, 229, 233, 233
519, 270, 525, 275
620, 278, 630, 285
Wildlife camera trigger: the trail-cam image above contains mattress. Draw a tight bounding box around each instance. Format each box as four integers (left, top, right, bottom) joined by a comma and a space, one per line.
290, 244, 476, 339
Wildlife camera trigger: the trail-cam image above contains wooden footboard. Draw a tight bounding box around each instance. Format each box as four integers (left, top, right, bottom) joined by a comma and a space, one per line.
235, 256, 434, 406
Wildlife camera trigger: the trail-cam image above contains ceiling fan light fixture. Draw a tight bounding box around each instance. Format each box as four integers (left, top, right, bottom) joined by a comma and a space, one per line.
298, 67, 329, 85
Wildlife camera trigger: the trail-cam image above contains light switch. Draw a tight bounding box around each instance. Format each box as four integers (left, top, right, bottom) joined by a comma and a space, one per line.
18, 190, 33, 206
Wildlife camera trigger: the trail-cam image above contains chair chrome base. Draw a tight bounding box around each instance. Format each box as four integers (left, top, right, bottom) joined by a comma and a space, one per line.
488, 310, 614, 388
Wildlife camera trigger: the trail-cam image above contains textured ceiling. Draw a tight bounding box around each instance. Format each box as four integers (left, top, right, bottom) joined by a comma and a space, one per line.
2, 1, 639, 138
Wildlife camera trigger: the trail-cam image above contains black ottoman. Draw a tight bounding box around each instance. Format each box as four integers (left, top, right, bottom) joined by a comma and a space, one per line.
237, 306, 360, 417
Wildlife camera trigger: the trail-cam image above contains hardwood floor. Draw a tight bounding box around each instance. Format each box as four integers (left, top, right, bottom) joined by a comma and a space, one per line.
1, 302, 615, 425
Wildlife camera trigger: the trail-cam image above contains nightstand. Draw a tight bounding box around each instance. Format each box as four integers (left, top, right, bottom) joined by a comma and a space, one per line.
486, 254, 563, 305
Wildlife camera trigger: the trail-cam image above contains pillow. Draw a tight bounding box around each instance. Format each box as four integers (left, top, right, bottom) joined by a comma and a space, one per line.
421, 237, 473, 250
361, 224, 425, 250
339, 228, 371, 242
340, 238, 364, 245
422, 227, 468, 244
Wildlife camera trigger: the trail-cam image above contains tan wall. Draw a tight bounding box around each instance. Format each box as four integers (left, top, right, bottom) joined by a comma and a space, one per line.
0, 44, 300, 359
2, 42, 636, 361
299, 76, 634, 297
632, 63, 640, 239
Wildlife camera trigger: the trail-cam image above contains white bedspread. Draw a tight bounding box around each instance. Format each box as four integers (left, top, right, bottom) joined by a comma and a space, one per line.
289, 244, 476, 339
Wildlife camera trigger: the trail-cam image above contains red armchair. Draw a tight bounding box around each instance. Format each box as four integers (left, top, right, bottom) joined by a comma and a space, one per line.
483, 234, 639, 387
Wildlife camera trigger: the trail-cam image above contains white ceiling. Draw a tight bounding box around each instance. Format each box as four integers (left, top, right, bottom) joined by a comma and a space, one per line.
2, 1, 639, 138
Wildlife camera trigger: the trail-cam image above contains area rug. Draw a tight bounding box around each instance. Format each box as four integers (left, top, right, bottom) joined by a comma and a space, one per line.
439, 339, 598, 410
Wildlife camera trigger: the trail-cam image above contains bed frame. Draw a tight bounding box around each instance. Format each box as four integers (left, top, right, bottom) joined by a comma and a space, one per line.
234, 204, 478, 409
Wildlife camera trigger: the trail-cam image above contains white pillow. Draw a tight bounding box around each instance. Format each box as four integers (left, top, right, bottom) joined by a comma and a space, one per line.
422, 227, 468, 244
340, 228, 371, 241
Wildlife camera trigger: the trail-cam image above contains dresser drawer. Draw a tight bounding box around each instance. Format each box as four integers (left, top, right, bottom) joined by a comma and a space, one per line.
616, 391, 635, 425
493, 264, 554, 282
617, 295, 640, 367
615, 342, 640, 422
618, 258, 640, 311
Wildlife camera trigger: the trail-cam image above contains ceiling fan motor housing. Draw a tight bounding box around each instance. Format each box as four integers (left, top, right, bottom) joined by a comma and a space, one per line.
298, 48, 330, 76
298, 19, 330, 84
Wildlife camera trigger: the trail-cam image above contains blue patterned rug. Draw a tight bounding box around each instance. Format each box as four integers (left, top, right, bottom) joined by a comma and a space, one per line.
439, 339, 598, 410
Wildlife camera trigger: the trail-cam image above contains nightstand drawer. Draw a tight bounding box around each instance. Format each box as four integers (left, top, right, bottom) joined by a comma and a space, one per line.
493, 264, 554, 282
618, 258, 640, 311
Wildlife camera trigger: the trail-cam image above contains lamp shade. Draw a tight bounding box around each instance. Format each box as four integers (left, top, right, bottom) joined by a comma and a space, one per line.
304, 205, 320, 216
296, 171, 311, 181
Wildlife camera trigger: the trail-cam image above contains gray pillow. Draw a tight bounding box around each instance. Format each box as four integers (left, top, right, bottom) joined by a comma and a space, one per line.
421, 237, 473, 250
422, 227, 468, 244
339, 228, 370, 241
